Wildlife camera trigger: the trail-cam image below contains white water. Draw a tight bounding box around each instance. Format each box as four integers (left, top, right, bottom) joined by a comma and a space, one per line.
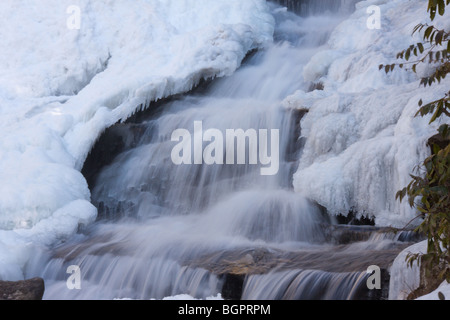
23, 4, 367, 300
242, 269, 368, 300
17, 0, 442, 300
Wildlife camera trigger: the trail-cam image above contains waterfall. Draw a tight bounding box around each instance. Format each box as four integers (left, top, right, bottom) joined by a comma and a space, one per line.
242, 269, 370, 300
23, 1, 412, 300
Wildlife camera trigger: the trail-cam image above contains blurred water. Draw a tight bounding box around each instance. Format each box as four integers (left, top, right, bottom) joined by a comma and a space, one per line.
24, 2, 405, 300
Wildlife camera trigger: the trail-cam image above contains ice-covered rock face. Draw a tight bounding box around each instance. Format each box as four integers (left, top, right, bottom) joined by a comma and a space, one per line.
0, 0, 274, 280
290, 0, 450, 227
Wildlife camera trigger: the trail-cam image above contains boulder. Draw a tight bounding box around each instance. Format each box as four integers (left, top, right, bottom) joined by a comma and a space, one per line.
0, 278, 45, 300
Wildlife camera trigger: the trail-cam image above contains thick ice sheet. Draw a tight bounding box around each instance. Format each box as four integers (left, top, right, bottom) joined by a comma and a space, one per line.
291, 0, 450, 227
0, 0, 274, 280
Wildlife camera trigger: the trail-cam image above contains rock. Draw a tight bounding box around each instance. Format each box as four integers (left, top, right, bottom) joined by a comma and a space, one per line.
221, 274, 245, 300
308, 82, 324, 91
335, 211, 375, 226
324, 225, 378, 244
285, 108, 309, 163
0, 278, 45, 300
271, 0, 350, 15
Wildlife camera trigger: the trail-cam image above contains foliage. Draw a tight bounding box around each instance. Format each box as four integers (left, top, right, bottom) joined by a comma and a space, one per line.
382, 0, 450, 283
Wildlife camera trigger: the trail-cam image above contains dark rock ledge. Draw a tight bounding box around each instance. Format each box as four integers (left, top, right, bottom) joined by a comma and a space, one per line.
0, 277, 45, 300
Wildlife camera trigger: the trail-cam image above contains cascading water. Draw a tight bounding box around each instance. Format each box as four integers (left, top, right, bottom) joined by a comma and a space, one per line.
24, 1, 416, 300
242, 269, 369, 300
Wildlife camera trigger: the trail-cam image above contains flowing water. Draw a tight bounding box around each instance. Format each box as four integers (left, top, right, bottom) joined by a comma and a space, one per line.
24, 1, 415, 300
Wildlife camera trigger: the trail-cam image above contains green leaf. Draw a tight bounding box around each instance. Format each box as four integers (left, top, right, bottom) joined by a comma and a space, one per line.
429, 101, 444, 123
438, 0, 446, 15
438, 124, 449, 138
436, 30, 445, 44
413, 24, 424, 35
433, 143, 442, 154
430, 7, 437, 20
425, 26, 434, 39
418, 42, 425, 53
405, 48, 411, 61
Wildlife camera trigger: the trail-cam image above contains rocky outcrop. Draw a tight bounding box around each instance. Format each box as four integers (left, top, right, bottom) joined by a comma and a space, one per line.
0, 278, 45, 300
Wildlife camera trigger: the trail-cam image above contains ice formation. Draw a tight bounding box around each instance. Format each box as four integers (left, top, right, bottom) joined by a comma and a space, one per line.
0, 0, 274, 280
291, 0, 450, 227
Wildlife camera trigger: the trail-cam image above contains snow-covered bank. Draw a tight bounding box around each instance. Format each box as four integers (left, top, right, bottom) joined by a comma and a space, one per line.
416, 281, 450, 300
289, 0, 450, 227
0, 0, 274, 280
388, 241, 425, 300
389, 240, 450, 300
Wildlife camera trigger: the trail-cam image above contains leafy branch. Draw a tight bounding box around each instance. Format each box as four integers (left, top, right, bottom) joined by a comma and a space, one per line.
387, 0, 450, 285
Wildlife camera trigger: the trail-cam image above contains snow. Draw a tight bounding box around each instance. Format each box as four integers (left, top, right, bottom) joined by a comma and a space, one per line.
416, 281, 450, 300
389, 240, 425, 300
291, 0, 450, 227
0, 0, 274, 280
162, 293, 223, 300
389, 240, 450, 300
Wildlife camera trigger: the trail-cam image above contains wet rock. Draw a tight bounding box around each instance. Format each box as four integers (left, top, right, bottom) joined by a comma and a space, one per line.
308, 82, 324, 91
324, 224, 425, 245
285, 108, 308, 163
358, 268, 390, 300
0, 278, 45, 300
222, 274, 245, 300
335, 211, 375, 226
324, 224, 386, 244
